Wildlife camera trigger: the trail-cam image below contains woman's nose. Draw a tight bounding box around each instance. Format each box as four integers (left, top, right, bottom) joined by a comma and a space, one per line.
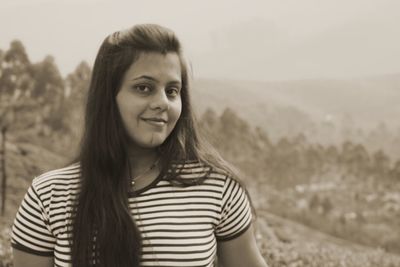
149, 89, 169, 110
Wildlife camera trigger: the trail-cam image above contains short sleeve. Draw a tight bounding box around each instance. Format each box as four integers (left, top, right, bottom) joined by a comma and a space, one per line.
11, 183, 56, 256
215, 176, 252, 241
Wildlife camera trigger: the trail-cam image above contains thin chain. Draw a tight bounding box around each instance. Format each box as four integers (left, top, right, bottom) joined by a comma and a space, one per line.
129, 158, 160, 186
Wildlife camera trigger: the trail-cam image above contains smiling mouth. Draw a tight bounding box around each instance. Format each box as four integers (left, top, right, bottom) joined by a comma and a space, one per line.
142, 118, 167, 126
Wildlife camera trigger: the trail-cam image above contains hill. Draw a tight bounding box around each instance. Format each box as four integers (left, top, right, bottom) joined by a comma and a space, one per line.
2, 141, 400, 266
192, 75, 400, 159
2, 140, 68, 221
256, 211, 400, 267
193, 74, 400, 130
192, 74, 400, 140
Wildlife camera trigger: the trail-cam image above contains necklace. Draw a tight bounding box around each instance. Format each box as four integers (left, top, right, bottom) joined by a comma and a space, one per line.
129, 158, 160, 186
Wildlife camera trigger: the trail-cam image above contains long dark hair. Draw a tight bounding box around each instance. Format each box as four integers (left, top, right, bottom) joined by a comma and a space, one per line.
71, 24, 241, 267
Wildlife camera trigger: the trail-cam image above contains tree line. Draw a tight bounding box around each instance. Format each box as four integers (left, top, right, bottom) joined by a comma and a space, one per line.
0, 39, 399, 198
199, 107, 400, 189
0, 40, 90, 214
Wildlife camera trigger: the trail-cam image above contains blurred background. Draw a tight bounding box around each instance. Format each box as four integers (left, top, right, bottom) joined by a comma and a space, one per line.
1, 0, 400, 266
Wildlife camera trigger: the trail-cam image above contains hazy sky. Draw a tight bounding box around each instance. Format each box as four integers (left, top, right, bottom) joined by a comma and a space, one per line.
1, 0, 399, 81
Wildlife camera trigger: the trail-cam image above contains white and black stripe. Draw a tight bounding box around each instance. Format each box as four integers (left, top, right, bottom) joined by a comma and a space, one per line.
11, 162, 252, 267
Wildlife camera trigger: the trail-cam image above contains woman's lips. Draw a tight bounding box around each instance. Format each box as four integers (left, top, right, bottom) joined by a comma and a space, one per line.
142, 118, 167, 126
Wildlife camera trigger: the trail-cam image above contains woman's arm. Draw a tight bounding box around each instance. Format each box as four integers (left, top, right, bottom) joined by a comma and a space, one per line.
13, 249, 54, 267
217, 224, 268, 267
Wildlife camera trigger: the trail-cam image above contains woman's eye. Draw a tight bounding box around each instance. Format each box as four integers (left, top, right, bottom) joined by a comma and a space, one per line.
166, 87, 180, 97
134, 84, 151, 93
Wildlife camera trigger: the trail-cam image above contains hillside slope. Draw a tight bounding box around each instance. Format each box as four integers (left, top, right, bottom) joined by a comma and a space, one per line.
192, 74, 400, 132
256, 211, 400, 267
1, 142, 400, 266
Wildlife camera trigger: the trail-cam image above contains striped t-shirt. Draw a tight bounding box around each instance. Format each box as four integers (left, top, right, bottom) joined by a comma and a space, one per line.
11, 161, 252, 267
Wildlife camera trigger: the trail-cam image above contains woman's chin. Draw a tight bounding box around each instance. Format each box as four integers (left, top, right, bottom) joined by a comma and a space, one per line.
129, 138, 166, 150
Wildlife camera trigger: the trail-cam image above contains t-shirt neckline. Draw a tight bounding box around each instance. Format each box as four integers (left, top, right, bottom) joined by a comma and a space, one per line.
128, 172, 164, 197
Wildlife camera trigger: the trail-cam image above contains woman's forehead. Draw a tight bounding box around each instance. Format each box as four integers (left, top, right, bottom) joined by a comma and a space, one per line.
123, 52, 182, 83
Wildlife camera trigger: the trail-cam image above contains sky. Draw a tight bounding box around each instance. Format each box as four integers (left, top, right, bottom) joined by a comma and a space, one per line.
1, 0, 399, 81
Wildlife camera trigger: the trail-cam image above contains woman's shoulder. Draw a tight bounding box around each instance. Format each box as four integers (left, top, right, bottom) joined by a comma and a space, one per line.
31, 162, 81, 192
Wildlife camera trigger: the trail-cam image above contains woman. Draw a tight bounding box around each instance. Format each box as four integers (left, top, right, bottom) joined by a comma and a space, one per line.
11, 24, 268, 267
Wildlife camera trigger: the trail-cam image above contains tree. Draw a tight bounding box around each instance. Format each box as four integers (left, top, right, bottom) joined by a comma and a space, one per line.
0, 48, 4, 75
219, 107, 250, 136
340, 141, 371, 176
0, 41, 35, 215
218, 108, 251, 157
389, 160, 400, 182
65, 60, 91, 100
63, 61, 91, 140
31, 55, 64, 99
321, 196, 333, 215
4, 40, 29, 65
351, 144, 370, 176
31, 55, 66, 131
309, 194, 320, 211
1, 40, 32, 98
304, 146, 322, 178
372, 150, 390, 179
200, 108, 218, 131
325, 145, 339, 166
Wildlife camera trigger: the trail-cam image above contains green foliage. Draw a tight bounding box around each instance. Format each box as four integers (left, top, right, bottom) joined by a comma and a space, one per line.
0, 41, 91, 150
200, 107, 399, 187
31, 55, 64, 99
200, 106, 400, 255
0, 40, 31, 97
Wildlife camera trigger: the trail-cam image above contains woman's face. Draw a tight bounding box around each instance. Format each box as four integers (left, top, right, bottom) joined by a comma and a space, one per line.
116, 52, 182, 150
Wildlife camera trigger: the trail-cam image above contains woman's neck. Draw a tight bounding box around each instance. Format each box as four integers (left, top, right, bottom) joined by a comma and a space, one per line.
128, 147, 160, 177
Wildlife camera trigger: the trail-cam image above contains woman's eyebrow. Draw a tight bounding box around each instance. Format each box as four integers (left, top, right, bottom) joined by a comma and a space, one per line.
167, 80, 182, 85
132, 75, 157, 82
132, 75, 181, 84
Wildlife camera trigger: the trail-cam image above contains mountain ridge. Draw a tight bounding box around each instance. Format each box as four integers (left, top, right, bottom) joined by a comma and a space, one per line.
192, 73, 400, 130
